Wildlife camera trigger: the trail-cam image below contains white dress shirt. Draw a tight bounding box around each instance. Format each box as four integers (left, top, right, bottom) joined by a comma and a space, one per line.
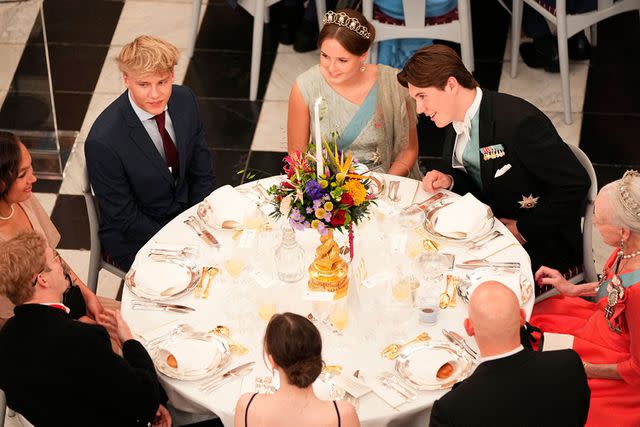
451, 87, 483, 171
128, 91, 177, 161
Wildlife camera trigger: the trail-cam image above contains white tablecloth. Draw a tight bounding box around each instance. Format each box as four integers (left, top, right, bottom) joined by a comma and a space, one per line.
122, 175, 534, 427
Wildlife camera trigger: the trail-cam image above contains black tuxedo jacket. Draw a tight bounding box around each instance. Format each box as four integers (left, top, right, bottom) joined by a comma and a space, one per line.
430, 349, 590, 427
85, 85, 215, 269
0, 304, 166, 427
440, 90, 589, 273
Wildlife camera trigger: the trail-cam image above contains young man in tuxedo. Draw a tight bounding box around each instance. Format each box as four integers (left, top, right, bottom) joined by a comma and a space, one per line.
430, 281, 590, 426
85, 35, 215, 270
0, 232, 170, 426
398, 44, 589, 275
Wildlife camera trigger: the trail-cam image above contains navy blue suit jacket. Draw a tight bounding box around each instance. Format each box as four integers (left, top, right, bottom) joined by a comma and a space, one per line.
85, 85, 215, 269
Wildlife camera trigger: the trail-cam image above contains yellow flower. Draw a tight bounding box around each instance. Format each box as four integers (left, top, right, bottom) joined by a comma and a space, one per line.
315, 208, 326, 219
336, 172, 346, 183
324, 202, 333, 211
319, 179, 328, 188
344, 179, 367, 206
311, 220, 320, 229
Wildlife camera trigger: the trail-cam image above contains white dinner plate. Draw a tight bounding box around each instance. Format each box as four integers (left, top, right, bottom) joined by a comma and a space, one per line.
395, 341, 473, 390
125, 256, 200, 301
456, 268, 533, 306
153, 331, 231, 381
422, 200, 495, 243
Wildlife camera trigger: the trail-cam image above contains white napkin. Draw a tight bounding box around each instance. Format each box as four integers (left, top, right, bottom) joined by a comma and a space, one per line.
158, 338, 221, 373
434, 193, 489, 236
409, 349, 456, 382
367, 377, 407, 408
467, 269, 522, 302
134, 259, 192, 295
468, 236, 516, 259
205, 185, 256, 225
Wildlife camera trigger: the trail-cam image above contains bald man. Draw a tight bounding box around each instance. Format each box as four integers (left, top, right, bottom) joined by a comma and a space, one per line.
429, 281, 590, 427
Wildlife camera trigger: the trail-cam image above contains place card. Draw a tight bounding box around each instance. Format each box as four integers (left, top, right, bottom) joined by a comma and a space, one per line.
334, 373, 372, 398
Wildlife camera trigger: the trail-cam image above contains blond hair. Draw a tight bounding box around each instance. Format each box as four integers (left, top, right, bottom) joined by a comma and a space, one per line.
117, 35, 179, 75
0, 232, 47, 305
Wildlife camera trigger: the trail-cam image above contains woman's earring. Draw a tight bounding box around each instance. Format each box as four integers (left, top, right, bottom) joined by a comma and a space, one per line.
360, 64, 366, 72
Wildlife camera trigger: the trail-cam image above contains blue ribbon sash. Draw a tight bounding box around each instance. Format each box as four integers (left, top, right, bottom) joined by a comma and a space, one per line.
336, 84, 378, 151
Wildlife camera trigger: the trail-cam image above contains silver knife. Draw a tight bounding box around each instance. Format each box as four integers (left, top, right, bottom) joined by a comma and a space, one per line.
131, 301, 195, 311
455, 262, 520, 270
443, 329, 478, 359
199, 362, 255, 391
131, 303, 192, 314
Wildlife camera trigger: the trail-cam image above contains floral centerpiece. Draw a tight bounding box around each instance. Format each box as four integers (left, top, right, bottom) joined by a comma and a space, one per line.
267, 142, 377, 297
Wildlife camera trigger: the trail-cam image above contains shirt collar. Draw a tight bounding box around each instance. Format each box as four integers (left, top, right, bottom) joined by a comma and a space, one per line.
479, 345, 524, 363
40, 303, 70, 314
127, 90, 167, 122
452, 87, 483, 136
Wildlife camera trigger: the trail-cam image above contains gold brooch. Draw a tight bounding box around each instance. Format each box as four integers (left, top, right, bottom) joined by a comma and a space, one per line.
518, 194, 539, 209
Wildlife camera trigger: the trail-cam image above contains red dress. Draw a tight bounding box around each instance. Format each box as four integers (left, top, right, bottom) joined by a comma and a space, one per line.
531, 251, 640, 427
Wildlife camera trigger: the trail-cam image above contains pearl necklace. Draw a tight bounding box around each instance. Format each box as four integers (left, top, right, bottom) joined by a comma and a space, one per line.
0, 204, 15, 220
618, 249, 640, 260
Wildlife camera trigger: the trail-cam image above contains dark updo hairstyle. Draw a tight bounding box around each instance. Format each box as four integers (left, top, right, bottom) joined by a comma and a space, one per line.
265, 312, 323, 388
317, 9, 376, 56
0, 131, 22, 199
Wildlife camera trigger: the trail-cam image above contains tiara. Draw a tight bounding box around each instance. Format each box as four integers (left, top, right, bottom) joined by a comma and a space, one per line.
322, 11, 371, 40
618, 169, 640, 219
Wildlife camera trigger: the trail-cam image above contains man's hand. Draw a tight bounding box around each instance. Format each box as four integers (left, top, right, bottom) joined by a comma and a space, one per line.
535, 266, 575, 296
152, 404, 172, 427
498, 218, 526, 244
97, 309, 134, 346
422, 170, 452, 193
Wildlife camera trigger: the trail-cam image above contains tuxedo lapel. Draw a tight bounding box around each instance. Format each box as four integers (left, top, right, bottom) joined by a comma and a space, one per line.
168, 89, 187, 183
119, 91, 174, 186
478, 90, 497, 193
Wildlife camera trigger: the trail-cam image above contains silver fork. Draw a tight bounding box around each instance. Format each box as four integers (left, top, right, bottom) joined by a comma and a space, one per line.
469, 230, 502, 249
378, 373, 417, 400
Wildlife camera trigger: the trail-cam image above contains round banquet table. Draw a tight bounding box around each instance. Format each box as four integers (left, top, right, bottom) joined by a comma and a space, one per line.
122, 174, 534, 427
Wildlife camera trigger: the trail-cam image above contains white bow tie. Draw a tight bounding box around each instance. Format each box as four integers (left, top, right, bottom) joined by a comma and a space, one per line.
453, 119, 471, 137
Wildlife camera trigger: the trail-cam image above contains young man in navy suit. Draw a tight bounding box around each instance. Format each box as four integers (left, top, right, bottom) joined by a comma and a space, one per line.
86, 35, 215, 270
398, 44, 589, 276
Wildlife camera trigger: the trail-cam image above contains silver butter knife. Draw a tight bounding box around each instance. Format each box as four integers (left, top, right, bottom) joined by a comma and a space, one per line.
132, 301, 196, 311
455, 262, 520, 270
443, 329, 478, 360
131, 303, 193, 314
199, 361, 255, 391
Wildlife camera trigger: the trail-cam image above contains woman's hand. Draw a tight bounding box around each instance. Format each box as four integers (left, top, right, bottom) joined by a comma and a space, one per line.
84, 292, 104, 320
535, 266, 576, 296
152, 404, 172, 427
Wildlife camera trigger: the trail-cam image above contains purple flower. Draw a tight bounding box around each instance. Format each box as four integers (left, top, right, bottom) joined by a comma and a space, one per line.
306, 207, 313, 214
305, 179, 326, 200
317, 222, 328, 235
313, 199, 323, 210
289, 217, 305, 231
324, 212, 332, 222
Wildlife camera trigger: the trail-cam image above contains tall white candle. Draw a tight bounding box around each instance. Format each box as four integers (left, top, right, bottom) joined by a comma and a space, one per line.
313, 96, 324, 178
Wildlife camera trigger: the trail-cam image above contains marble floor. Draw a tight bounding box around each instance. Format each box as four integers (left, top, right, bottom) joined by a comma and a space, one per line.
0, 0, 638, 425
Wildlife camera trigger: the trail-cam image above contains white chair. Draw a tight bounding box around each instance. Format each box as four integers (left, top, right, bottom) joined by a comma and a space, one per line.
316, 0, 326, 33
0, 389, 5, 427
362, 0, 475, 72
535, 143, 598, 302
510, 0, 640, 125
188, 0, 202, 58
82, 163, 126, 295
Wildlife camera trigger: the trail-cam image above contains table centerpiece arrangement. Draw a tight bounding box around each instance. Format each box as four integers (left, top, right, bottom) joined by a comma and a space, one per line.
267, 141, 378, 299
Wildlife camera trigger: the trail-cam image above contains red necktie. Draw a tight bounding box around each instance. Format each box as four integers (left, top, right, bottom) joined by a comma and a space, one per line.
153, 111, 179, 178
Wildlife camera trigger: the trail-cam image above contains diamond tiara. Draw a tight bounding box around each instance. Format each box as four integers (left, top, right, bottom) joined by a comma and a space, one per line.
322, 11, 371, 40
618, 170, 640, 219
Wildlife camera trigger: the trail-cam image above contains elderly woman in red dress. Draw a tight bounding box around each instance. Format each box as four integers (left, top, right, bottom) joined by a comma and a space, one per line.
531, 170, 640, 426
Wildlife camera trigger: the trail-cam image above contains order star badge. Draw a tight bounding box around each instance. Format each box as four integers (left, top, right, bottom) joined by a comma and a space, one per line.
518, 194, 539, 209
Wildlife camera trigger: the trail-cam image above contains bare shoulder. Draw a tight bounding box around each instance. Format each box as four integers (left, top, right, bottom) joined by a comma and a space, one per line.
235, 392, 253, 413
336, 401, 360, 426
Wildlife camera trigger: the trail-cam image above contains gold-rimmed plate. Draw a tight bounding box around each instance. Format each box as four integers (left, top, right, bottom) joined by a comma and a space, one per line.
125, 257, 200, 301
422, 200, 495, 243
153, 331, 231, 381
395, 341, 473, 390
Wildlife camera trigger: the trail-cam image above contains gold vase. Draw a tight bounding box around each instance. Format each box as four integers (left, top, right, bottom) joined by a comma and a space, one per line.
308, 229, 349, 300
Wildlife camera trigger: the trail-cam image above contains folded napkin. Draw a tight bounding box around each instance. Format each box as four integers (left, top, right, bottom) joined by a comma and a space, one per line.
205, 185, 257, 226
468, 236, 516, 259
134, 259, 192, 295
158, 338, 221, 373
467, 268, 522, 302
136, 318, 186, 345
434, 193, 489, 237
367, 376, 407, 408
409, 349, 457, 382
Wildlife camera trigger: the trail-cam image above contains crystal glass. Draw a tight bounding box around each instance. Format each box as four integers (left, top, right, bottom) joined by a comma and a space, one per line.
328, 302, 349, 334
274, 226, 305, 283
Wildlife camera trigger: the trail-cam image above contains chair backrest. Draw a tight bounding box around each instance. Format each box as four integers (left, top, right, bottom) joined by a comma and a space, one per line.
567, 143, 598, 283
0, 389, 6, 427
362, 0, 474, 71
82, 161, 103, 294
